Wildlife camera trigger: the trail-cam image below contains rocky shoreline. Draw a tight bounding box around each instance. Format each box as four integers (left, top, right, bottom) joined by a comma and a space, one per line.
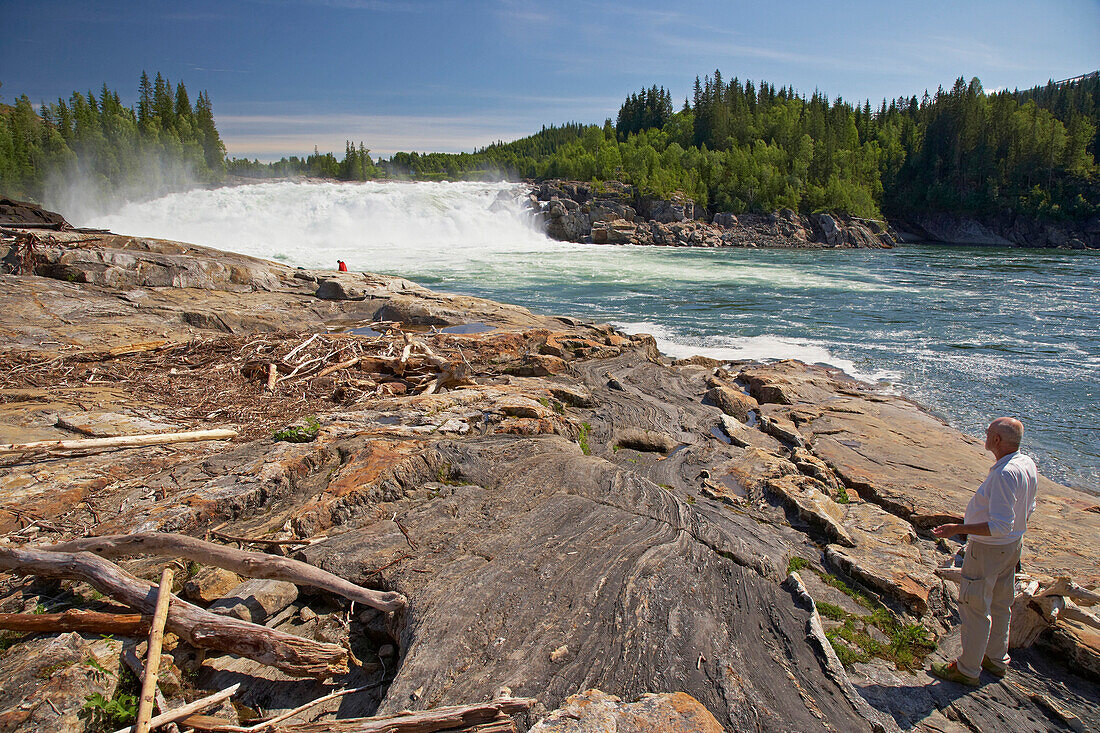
524, 180, 1100, 250
0, 224, 1097, 732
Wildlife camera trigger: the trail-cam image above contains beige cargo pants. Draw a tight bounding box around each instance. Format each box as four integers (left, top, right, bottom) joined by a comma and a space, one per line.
958, 538, 1022, 678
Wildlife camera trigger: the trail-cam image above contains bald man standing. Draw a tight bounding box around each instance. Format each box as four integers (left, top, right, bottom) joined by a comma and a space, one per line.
929, 417, 1038, 686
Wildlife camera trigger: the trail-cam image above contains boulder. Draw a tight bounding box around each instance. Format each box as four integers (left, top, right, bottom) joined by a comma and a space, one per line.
812, 213, 845, 247
208, 578, 299, 623
640, 194, 696, 223
0, 632, 122, 733
591, 219, 637, 245
704, 383, 758, 422
183, 566, 245, 604
765, 474, 856, 547
712, 212, 738, 228
587, 200, 637, 223
0, 197, 69, 228
530, 689, 723, 733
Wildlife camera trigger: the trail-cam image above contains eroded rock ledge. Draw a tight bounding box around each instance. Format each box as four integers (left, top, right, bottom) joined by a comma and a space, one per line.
0, 228, 1097, 733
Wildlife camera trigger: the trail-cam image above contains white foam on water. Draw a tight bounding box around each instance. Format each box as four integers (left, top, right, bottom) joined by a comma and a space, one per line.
612, 320, 899, 384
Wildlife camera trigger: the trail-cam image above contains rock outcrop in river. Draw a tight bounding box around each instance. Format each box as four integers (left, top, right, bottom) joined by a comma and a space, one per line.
0, 224, 1097, 732
528, 180, 897, 249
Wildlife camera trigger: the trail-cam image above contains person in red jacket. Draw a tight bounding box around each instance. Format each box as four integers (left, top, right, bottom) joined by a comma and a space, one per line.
337, 260, 348, 272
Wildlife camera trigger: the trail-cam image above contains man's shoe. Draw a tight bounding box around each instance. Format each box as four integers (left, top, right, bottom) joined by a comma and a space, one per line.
981, 656, 1008, 678
929, 661, 980, 687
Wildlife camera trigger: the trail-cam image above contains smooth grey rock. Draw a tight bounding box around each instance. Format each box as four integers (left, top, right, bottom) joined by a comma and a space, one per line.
208, 578, 299, 623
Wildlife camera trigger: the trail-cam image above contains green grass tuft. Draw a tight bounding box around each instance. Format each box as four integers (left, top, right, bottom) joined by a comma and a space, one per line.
273, 416, 320, 443
578, 422, 592, 455
786, 556, 812, 575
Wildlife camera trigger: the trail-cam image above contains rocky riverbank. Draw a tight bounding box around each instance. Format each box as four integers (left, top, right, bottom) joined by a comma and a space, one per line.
525, 180, 1100, 250
0, 224, 1097, 732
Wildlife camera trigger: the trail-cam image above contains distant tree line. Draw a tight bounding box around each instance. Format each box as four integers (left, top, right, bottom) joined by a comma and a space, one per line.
227, 141, 379, 180
3, 70, 1096, 222
0, 72, 226, 202
376, 71, 1095, 220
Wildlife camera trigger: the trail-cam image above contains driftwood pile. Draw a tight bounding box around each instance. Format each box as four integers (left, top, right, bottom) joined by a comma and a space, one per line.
0, 533, 534, 733
0, 328, 471, 443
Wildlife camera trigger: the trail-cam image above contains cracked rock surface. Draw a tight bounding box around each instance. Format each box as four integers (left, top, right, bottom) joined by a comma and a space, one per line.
0, 230, 1096, 732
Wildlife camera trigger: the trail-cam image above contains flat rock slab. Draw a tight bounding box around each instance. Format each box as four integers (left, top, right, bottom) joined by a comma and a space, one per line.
827, 502, 943, 615
741, 361, 1100, 586
56, 410, 178, 437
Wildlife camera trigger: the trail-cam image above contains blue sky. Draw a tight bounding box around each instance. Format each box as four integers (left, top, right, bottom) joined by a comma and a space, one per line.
2, 0, 1098, 160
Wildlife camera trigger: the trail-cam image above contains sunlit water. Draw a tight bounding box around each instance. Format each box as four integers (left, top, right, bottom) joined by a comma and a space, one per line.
84, 180, 1100, 493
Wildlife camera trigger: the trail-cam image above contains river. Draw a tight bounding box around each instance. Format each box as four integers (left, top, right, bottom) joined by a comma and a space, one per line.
82, 180, 1100, 493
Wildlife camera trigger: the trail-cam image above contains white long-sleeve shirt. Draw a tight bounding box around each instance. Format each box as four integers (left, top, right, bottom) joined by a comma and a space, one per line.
964, 451, 1038, 545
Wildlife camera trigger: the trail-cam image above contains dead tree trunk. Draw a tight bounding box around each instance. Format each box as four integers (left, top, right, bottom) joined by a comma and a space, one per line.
0, 546, 348, 678
43, 532, 406, 613
0, 609, 149, 636
262, 698, 535, 733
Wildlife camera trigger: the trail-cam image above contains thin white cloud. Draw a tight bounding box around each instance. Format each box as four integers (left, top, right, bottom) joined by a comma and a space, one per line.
218, 112, 548, 159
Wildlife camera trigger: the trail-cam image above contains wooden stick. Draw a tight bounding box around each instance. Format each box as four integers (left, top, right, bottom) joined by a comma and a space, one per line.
241, 684, 376, 732
396, 343, 413, 376
107, 341, 172, 358
313, 356, 361, 380
0, 428, 238, 456
262, 698, 535, 733
208, 531, 311, 548
121, 644, 179, 733
266, 363, 278, 392
0, 609, 150, 636
283, 334, 320, 363
110, 684, 241, 733
0, 546, 348, 678
44, 533, 406, 613
135, 567, 174, 733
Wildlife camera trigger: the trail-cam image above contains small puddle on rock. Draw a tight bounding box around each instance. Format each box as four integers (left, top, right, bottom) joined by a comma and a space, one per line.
710, 426, 732, 444
375, 415, 402, 425
438, 322, 495, 334
350, 325, 383, 336
718, 474, 749, 498
745, 410, 760, 428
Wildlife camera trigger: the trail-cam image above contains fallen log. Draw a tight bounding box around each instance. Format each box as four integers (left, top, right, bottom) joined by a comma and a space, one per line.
0, 609, 150, 636
135, 567, 174, 733
44, 532, 406, 613
0, 546, 348, 678
0, 428, 238, 456
109, 684, 241, 733
265, 698, 535, 733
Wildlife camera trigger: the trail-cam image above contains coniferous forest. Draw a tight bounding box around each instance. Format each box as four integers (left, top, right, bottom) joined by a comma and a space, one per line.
1, 70, 1097, 222
0, 72, 226, 206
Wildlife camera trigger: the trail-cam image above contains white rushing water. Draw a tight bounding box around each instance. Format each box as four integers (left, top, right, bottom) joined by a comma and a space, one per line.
85, 180, 890, 380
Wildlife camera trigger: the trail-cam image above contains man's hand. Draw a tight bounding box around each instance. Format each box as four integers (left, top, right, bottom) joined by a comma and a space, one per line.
932, 523, 963, 539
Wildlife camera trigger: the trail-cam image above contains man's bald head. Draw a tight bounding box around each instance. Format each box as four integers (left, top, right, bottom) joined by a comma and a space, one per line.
987, 417, 1024, 453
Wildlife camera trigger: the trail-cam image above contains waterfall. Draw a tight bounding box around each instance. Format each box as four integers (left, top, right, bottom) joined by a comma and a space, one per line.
84, 180, 557, 273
